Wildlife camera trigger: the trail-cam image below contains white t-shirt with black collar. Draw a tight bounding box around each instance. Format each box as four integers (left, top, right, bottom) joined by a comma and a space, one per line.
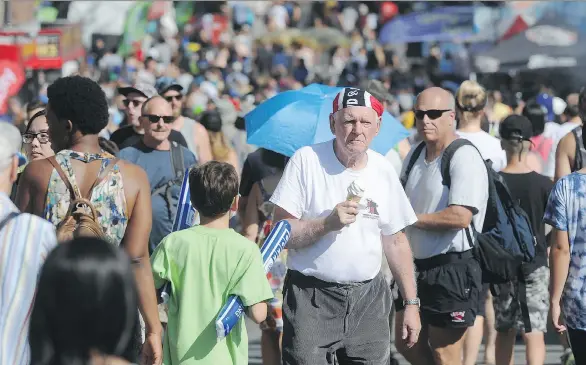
270, 140, 417, 283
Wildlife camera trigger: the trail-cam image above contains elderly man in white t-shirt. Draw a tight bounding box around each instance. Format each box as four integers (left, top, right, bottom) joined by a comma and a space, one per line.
398, 87, 488, 365
271, 88, 420, 365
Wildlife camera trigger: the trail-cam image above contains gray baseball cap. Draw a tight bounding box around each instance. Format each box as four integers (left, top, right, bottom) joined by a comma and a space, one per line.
365, 80, 393, 103
117, 83, 158, 98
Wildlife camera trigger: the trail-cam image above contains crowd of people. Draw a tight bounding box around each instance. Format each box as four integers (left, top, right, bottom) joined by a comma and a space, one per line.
3, 2, 586, 365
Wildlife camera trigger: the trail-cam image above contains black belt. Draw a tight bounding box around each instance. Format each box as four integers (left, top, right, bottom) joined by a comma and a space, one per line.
414, 250, 474, 271
287, 270, 373, 289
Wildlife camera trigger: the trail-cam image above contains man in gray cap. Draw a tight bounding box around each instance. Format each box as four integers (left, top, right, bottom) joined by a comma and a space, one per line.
110, 83, 189, 150
156, 77, 212, 163
0, 123, 57, 365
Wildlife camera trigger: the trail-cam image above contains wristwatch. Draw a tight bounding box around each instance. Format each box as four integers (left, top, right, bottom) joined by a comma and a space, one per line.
403, 298, 420, 308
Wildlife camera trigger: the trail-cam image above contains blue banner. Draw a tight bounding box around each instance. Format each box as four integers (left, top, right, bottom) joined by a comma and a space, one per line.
379, 6, 478, 44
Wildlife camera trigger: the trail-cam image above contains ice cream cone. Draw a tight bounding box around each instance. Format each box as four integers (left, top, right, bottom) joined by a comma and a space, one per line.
347, 194, 362, 203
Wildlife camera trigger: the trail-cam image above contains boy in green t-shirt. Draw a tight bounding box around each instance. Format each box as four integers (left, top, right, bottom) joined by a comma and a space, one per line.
151, 161, 273, 365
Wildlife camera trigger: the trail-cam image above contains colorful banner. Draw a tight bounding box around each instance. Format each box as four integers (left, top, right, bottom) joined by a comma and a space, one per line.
215, 220, 291, 340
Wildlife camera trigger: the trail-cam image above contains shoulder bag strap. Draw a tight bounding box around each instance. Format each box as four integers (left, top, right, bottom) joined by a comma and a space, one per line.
573, 127, 583, 171
86, 158, 120, 199
400, 141, 425, 188
0, 212, 20, 231
47, 156, 78, 200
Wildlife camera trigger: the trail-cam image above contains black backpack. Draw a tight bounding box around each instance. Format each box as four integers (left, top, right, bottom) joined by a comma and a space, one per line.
151, 141, 185, 221
401, 139, 536, 286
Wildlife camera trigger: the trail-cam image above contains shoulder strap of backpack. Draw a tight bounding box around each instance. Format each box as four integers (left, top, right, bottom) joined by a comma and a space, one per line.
0, 212, 20, 231
440, 138, 477, 188
170, 141, 185, 182
572, 127, 583, 171
48, 156, 79, 200
400, 141, 425, 187
86, 158, 120, 199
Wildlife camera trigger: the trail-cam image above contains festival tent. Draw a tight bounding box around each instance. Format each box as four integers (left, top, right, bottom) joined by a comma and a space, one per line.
474, 15, 586, 73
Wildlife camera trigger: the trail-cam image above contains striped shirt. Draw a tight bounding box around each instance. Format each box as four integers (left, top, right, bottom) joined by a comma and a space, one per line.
0, 192, 57, 365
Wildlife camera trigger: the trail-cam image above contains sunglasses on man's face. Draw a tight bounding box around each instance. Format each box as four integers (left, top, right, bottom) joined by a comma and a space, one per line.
123, 99, 143, 108
415, 109, 451, 120
164, 95, 183, 103
143, 114, 176, 124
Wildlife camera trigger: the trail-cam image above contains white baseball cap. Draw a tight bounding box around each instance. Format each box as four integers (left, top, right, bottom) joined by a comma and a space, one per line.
0, 123, 27, 169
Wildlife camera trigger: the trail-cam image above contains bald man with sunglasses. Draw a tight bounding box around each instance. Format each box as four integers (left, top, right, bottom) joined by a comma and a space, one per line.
110, 83, 189, 150
396, 87, 488, 365
118, 96, 197, 253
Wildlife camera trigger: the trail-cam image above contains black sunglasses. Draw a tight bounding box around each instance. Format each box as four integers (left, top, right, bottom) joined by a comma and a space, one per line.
415, 109, 451, 120
164, 95, 183, 102
123, 99, 143, 108
143, 114, 176, 124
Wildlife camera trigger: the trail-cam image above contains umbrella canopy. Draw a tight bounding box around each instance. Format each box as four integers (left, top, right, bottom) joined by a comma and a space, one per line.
245, 84, 409, 157
475, 15, 586, 73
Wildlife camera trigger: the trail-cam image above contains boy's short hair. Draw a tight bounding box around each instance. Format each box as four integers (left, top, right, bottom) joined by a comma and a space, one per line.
189, 161, 239, 218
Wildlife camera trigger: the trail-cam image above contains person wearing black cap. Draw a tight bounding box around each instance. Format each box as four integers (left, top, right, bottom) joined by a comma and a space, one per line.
199, 110, 239, 172
493, 115, 553, 365
156, 78, 213, 164
110, 83, 188, 150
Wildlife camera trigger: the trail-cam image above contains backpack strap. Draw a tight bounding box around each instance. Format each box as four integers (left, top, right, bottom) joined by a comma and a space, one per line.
86, 158, 120, 199
400, 142, 425, 187
440, 139, 483, 247
440, 138, 476, 188
48, 156, 79, 200
0, 212, 20, 231
572, 127, 583, 171
170, 141, 185, 181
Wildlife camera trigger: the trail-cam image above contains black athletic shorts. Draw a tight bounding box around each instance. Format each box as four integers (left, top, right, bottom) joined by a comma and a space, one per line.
394, 250, 482, 328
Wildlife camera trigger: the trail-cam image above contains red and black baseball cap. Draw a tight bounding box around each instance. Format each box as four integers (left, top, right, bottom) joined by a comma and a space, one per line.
332, 88, 384, 117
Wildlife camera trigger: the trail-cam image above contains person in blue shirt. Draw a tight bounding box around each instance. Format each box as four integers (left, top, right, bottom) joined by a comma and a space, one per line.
544, 168, 586, 364
119, 96, 197, 252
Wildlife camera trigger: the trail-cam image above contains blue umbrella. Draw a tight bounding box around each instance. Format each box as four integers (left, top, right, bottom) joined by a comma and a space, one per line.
245, 84, 409, 157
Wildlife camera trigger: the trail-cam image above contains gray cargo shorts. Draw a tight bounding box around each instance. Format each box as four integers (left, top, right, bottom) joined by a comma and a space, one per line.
282, 270, 391, 365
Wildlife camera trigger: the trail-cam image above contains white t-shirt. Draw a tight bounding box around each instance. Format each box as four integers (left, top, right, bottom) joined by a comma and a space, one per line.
270, 140, 418, 283
456, 130, 507, 172
402, 144, 489, 259
543, 121, 581, 178
385, 148, 403, 175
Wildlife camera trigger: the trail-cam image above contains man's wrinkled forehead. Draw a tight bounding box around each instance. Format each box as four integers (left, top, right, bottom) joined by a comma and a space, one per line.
335, 106, 378, 121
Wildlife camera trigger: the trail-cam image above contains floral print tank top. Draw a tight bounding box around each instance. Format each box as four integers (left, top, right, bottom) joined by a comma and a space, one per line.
44, 150, 128, 246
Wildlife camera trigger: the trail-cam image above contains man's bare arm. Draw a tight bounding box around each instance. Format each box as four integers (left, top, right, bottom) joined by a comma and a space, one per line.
414, 205, 473, 230
383, 231, 417, 301
273, 206, 332, 249
554, 133, 575, 182
121, 164, 163, 337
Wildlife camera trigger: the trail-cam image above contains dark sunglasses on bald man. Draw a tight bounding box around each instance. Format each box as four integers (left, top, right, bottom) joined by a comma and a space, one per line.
143, 114, 176, 124
415, 109, 451, 120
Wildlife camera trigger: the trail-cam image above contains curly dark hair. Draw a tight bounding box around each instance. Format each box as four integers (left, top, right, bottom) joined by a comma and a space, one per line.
47, 75, 109, 135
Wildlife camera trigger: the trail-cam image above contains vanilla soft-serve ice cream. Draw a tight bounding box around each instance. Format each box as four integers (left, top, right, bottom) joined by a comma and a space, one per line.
347, 178, 366, 203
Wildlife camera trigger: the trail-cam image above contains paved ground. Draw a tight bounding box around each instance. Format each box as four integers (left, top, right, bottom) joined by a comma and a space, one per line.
246, 318, 567, 364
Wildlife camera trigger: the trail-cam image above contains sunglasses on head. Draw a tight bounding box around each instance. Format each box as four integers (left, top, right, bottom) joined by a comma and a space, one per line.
143, 114, 176, 124
123, 99, 142, 108
164, 95, 183, 102
415, 109, 451, 120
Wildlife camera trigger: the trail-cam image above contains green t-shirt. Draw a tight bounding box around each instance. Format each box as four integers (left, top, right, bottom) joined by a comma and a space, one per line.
151, 226, 273, 365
